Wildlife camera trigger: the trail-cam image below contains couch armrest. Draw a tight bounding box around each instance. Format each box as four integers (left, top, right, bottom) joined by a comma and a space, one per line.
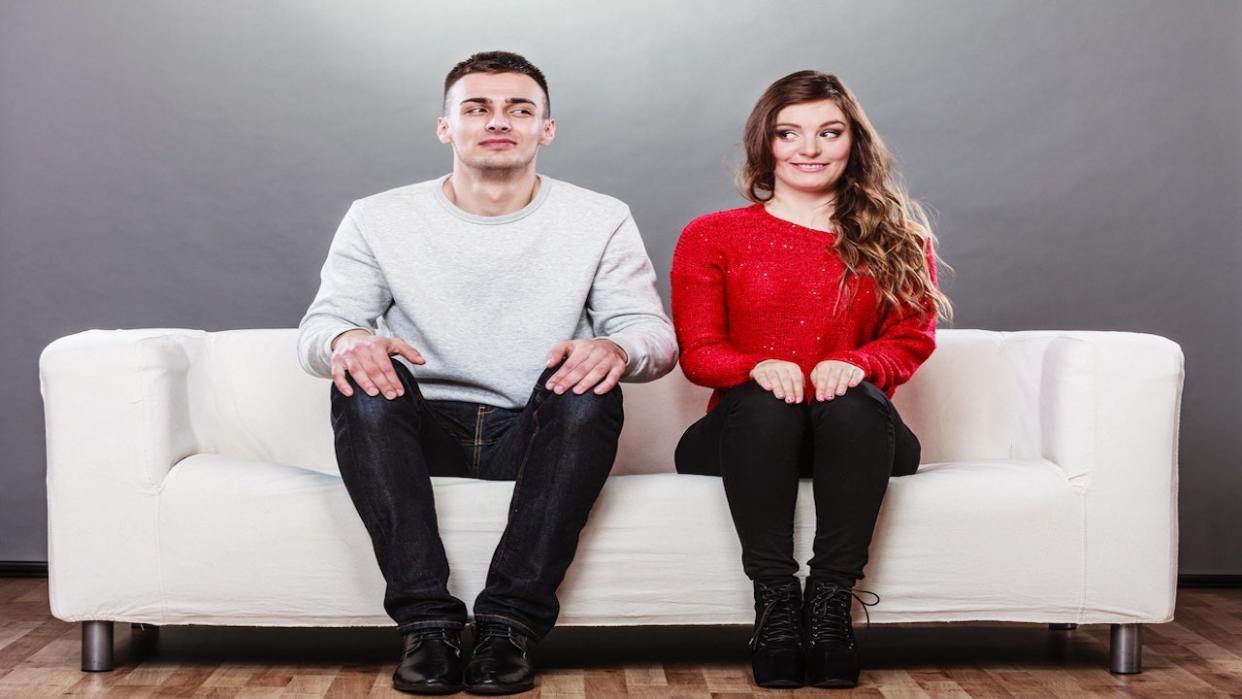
40, 328, 209, 622
1042, 331, 1184, 622
40, 328, 207, 491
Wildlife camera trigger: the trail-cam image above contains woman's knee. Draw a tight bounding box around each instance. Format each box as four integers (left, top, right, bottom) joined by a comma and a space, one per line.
718, 380, 806, 438
810, 380, 891, 431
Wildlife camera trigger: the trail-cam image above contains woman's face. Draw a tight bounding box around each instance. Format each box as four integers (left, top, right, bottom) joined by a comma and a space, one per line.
769, 99, 852, 197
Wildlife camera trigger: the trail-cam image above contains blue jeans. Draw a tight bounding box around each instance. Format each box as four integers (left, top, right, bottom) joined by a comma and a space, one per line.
330, 358, 623, 641
674, 380, 920, 585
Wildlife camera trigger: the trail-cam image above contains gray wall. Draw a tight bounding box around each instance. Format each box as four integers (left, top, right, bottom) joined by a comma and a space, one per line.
3, 1, 1239, 573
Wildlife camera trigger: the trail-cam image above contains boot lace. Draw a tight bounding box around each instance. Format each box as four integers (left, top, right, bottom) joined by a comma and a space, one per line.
749, 581, 802, 650
806, 583, 880, 647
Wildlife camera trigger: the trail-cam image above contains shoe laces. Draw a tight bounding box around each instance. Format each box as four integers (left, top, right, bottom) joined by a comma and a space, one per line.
474, 623, 529, 652
749, 581, 802, 650
806, 583, 880, 647
403, 628, 461, 656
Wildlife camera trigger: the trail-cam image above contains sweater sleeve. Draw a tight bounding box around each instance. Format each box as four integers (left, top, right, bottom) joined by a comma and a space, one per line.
821, 239, 938, 394
586, 209, 679, 383
296, 204, 393, 379
670, 221, 769, 388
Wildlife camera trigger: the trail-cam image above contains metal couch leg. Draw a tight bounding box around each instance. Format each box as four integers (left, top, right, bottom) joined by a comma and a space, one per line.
81, 621, 114, 672
1110, 623, 1142, 674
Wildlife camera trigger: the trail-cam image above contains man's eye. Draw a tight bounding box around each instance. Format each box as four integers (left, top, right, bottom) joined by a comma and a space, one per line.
512, 109, 532, 116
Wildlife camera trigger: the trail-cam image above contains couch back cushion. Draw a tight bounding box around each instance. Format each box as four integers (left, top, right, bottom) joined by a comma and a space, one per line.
193, 329, 1060, 477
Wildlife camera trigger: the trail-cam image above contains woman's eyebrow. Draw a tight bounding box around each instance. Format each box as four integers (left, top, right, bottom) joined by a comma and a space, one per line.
774, 120, 846, 128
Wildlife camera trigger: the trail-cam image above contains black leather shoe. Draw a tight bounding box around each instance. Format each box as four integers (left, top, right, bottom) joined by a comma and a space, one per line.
802, 577, 879, 689
749, 577, 804, 688
392, 627, 464, 695
464, 622, 535, 695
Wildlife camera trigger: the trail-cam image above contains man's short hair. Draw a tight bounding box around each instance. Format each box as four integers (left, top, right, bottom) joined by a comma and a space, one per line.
443, 51, 551, 117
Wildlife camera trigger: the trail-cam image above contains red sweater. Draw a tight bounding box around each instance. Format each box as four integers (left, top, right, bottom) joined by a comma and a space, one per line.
670, 204, 938, 413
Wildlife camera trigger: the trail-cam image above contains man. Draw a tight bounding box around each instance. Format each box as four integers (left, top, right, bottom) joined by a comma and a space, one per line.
296, 51, 677, 695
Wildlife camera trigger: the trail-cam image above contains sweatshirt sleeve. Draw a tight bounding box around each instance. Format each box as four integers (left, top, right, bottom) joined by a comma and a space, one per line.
296, 204, 392, 379
821, 239, 938, 395
670, 220, 769, 388
586, 209, 679, 383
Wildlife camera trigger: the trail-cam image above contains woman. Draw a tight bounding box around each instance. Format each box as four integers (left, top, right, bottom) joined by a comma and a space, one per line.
670, 71, 953, 689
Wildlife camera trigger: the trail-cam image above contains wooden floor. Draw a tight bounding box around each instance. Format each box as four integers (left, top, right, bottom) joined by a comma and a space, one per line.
1, 578, 1239, 698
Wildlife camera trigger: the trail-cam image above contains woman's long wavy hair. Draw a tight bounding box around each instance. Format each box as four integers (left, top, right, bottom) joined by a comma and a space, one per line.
739, 70, 953, 322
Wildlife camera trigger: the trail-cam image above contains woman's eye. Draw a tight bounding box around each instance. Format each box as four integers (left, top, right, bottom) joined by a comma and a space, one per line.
821, 130, 841, 138
776, 131, 797, 140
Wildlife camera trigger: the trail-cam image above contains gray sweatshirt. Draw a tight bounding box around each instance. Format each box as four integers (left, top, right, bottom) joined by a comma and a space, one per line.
297, 174, 678, 408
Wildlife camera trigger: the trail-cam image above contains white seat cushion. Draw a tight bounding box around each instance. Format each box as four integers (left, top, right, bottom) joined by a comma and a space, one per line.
155, 454, 1083, 627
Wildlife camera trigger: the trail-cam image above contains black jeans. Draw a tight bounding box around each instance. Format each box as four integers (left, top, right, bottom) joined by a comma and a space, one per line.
674, 380, 919, 585
330, 358, 623, 641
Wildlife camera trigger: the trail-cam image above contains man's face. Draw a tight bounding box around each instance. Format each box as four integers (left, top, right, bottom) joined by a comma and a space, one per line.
437, 72, 555, 174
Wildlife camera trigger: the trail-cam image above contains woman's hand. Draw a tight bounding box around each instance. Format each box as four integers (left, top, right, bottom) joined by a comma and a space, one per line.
749, 359, 806, 403
810, 359, 865, 401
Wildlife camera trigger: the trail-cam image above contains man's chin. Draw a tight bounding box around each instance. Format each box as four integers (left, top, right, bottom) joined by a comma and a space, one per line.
461, 154, 536, 174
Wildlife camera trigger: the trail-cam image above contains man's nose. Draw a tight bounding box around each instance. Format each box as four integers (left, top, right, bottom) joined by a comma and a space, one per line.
486, 114, 511, 132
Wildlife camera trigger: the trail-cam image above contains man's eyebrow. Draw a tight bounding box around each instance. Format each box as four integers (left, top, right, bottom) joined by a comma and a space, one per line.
460, 97, 538, 106
774, 120, 847, 128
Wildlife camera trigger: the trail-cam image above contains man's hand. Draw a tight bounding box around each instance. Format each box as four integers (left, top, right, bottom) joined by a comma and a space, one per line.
749, 359, 806, 403
810, 359, 865, 401
331, 329, 425, 400
544, 339, 627, 395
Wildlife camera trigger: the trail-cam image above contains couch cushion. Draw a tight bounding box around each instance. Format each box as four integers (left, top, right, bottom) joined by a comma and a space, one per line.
153, 454, 1084, 626
195, 329, 1086, 479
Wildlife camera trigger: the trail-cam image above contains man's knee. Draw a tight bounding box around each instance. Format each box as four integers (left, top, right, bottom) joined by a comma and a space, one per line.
330, 357, 421, 420
536, 374, 624, 434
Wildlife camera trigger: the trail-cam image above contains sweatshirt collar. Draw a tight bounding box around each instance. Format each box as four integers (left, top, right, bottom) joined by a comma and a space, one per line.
433, 173, 553, 225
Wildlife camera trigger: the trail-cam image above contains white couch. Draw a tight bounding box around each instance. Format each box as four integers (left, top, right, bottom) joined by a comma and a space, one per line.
39, 328, 1184, 674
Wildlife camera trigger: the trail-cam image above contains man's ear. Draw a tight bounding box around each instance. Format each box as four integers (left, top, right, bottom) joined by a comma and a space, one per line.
436, 115, 452, 144
539, 118, 556, 146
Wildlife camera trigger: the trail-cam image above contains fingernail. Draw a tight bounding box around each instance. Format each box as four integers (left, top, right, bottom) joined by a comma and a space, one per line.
385, 392, 395, 399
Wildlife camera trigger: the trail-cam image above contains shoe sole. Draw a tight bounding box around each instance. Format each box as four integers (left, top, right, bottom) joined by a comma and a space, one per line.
465, 680, 536, 695
392, 679, 464, 695
811, 679, 859, 689
756, 679, 804, 688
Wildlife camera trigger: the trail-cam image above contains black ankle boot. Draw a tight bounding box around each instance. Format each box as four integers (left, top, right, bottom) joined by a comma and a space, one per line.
464, 621, 536, 695
802, 577, 879, 689
392, 627, 464, 694
749, 577, 804, 688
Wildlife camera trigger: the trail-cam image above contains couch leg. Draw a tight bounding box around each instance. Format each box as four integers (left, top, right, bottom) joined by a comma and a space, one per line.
81, 621, 114, 672
1109, 623, 1142, 674
1049, 623, 1078, 630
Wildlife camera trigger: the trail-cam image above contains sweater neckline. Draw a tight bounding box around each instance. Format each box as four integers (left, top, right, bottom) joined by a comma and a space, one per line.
752, 202, 836, 237
433, 174, 553, 225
